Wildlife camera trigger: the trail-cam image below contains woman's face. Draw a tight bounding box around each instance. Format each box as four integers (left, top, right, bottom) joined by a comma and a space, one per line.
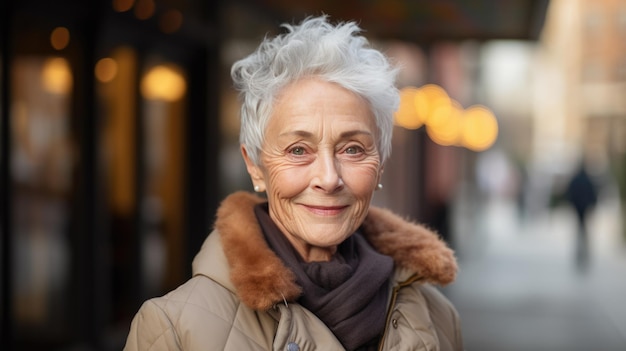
242, 78, 383, 262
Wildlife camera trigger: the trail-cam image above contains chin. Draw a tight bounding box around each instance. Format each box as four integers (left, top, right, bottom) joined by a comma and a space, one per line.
307, 233, 352, 247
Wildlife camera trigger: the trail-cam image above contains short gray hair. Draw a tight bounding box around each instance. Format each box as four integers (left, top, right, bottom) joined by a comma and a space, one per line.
231, 15, 399, 165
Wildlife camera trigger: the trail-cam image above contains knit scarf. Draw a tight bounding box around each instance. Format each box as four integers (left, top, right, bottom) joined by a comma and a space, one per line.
254, 204, 394, 350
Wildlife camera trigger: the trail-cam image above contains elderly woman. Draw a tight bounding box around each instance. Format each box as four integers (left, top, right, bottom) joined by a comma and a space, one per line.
124, 16, 462, 351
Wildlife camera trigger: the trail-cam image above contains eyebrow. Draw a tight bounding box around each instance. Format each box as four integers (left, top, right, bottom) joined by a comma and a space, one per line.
278, 130, 374, 138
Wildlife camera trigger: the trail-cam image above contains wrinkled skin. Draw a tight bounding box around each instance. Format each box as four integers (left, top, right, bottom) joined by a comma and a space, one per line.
242, 78, 383, 262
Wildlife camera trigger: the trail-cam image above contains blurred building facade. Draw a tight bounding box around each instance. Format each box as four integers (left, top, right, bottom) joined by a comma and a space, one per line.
525, 0, 626, 224
2, 1, 222, 349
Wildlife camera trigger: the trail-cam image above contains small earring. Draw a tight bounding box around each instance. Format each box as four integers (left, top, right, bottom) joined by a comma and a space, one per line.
376, 183, 383, 190
254, 185, 260, 192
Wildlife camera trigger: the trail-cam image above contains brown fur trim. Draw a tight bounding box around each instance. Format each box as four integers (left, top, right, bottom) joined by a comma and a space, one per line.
215, 191, 302, 310
215, 192, 457, 310
361, 207, 457, 285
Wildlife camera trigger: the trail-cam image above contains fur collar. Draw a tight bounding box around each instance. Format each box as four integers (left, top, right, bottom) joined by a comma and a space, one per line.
214, 191, 457, 311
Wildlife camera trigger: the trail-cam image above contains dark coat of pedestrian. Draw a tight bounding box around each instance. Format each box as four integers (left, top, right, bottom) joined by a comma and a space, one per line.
564, 162, 598, 270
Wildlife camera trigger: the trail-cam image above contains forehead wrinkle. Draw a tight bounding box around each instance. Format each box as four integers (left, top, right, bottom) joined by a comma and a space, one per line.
277, 128, 373, 143
276, 117, 373, 137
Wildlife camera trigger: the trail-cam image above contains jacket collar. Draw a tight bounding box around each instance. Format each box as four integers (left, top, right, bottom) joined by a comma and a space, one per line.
193, 191, 457, 311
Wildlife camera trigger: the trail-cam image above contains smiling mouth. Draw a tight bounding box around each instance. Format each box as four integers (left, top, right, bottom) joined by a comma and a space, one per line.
302, 205, 348, 216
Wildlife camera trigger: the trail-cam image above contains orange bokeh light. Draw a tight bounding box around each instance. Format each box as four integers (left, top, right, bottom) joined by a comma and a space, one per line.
50, 27, 70, 50
394, 87, 424, 129
395, 85, 498, 152
426, 101, 463, 146
460, 105, 499, 151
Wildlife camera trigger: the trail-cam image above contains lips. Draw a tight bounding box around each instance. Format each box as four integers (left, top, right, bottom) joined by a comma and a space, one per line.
302, 204, 348, 216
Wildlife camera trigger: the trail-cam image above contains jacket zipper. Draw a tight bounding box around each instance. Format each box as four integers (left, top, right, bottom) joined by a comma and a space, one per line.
377, 274, 423, 351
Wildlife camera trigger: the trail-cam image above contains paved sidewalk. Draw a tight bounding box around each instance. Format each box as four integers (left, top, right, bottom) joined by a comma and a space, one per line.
445, 195, 626, 351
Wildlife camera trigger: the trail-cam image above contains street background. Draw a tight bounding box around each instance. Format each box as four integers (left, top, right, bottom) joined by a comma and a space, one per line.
446, 177, 626, 350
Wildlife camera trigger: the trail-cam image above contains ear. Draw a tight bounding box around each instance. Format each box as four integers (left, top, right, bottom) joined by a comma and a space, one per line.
241, 145, 266, 192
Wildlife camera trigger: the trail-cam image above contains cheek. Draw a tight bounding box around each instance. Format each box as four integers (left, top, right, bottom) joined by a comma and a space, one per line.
344, 161, 381, 194
263, 160, 307, 197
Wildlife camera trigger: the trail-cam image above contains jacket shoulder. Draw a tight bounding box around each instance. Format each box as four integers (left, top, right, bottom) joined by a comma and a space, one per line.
124, 275, 273, 351
417, 284, 464, 351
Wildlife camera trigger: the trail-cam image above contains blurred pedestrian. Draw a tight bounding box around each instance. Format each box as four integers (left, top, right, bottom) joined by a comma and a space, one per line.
565, 160, 598, 271
123, 15, 463, 351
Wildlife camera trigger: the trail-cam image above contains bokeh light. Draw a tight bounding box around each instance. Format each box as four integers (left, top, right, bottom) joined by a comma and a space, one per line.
394, 87, 424, 129
460, 105, 499, 151
395, 84, 499, 151
41, 57, 73, 95
140, 64, 187, 102
112, 0, 135, 12
50, 27, 70, 51
95, 58, 118, 83
419, 84, 451, 125
426, 101, 463, 146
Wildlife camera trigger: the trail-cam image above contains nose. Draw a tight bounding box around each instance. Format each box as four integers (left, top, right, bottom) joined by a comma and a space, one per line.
312, 150, 343, 193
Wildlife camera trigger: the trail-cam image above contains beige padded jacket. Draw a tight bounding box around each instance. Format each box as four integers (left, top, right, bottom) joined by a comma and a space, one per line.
124, 191, 463, 351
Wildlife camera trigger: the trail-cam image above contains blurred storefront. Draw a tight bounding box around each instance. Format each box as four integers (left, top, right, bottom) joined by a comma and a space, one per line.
560, 0, 626, 224
2, 0, 221, 349
0, 0, 581, 350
